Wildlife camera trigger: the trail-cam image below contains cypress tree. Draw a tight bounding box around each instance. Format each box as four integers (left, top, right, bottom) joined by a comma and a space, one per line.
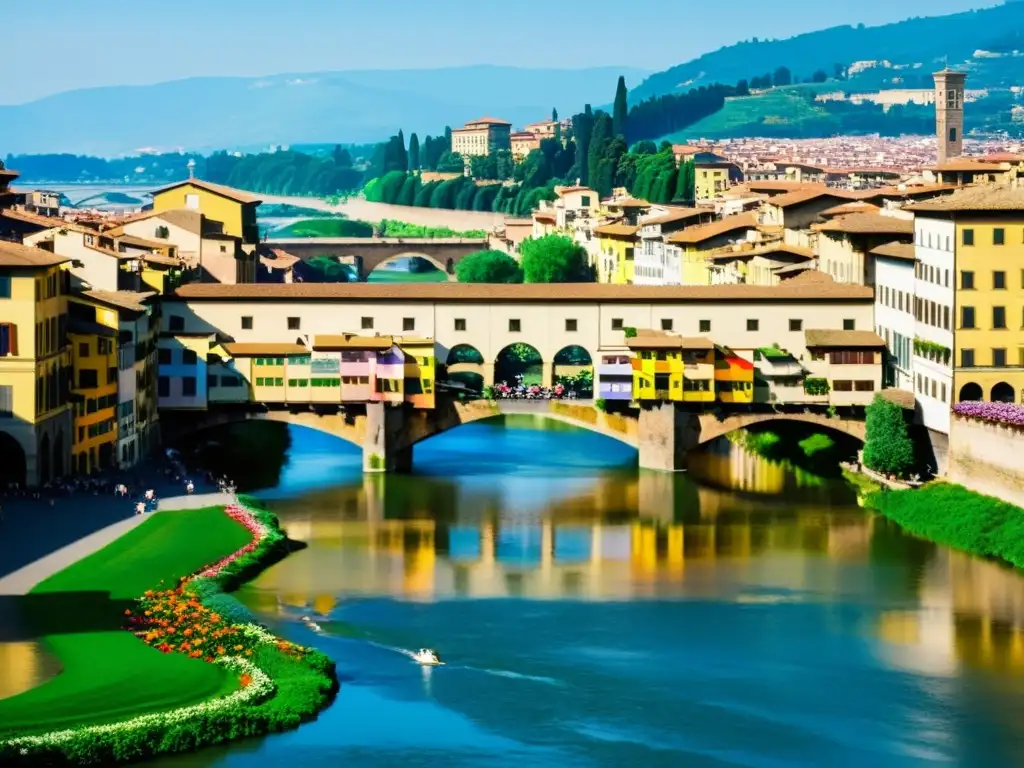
574, 104, 594, 185
587, 112, 612, 194
612, 76, 629, 141
408, 133, 420, 171
397, 129, 408, 172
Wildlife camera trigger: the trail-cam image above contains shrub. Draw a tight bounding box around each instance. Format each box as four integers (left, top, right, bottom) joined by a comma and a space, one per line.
862, 394, 914, 476
803, 377, 829, 396
595, 398, 608, 412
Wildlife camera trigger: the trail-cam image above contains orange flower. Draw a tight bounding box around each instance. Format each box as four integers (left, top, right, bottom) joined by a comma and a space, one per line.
217, 646, 226, 655
183, 628, 193, 637
234, 644, 244, 652
124, 609, 132, 616
240, 673, 252, 687
245, 649, 252, 656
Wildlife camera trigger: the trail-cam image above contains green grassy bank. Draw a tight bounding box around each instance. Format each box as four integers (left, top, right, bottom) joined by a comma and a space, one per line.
867, 483, 1024, 568
0, 509, 251, 737
0, 500, 337, 765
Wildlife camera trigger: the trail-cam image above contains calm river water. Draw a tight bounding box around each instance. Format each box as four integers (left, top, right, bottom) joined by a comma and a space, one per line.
115, 418, 1024, 765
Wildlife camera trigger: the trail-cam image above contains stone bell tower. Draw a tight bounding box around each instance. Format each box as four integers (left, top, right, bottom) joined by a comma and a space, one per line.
934, 68, 966, 165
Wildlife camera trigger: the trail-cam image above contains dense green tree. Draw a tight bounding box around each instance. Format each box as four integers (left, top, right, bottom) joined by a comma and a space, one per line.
306, 255, 350, 282
396, 174, 419, 206
626, 83, 735, 144
332, 145, 352, 167
519, 234, 592, 283
436, 151, 465, 173
735, 79, 750, 96
613, 75, 629, 141
587, 112, 612, 195
455, 250, 524, 283
863, 395, 915, 477
408, 133, 420, 171
552, 107, 558, 122
632, 140, 657, 155
811, 69, 828, 83
674, 159, 696, 202
773, 66, 793, 87
630, 147, 676, 203
572, 105, 594, 184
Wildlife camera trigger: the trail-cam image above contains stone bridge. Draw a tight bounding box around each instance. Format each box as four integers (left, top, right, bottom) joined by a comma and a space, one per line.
164, 399, 866, 474
266, 237, 490, 280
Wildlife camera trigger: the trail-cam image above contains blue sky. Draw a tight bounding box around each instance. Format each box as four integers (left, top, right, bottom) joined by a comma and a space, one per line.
0, 0, 998, 104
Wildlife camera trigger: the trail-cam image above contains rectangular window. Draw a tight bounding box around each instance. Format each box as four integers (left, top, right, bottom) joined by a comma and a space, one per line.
287, 317, 301, 331
961, 349, 975, 368
659, 319, 672, 332
361, 317, 373, 330
961, 271, 974, 290
168, 315, 184, 332
994, 228, 1005, 246
746, 319, 759, 332
241, 316, 253, 330
993, 348, 1007, 367
854, 380, 875, 392
566, 319, 579, 332
0, 276, 10, 299
402, 317, 415, 332
611, 318, 624, 331
994, 271, 1006, 290
994, 306, 1007, 329
182, 349, 198, 365
961, 306, 975, 329
843, 319, 855, 331
78, 369, 98, 388
962, 229, 974, 246
158, 376, 170, 397
182, 377, 197, 397
0, 384, 12, 417
833, 380, 854, 392
509, 319, 521, 332
789, 319, 802, 332
207, 374, 217, 388
699, 320, 711, 333
78, 342, 89, 358
454, 318, 466, 331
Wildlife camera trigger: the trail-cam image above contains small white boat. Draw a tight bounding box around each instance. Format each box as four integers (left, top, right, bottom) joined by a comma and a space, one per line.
301, 616, 322, 633
412, 648, 444, 666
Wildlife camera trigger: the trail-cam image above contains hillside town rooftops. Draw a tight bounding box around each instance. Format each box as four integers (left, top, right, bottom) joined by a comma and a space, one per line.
0, 240, 70, 269
456, 116, 512, 128
820, 201, 880, 217
763, 188, 848, 208
930, 159, 1007, 173
641, 208, 707, 226
814, 212, 915, 236
869, 241, 916, 262
805, 329, 886, 348
81, 289, 157, 314
152, 178, 262, 205
594, 223, 639, 237
607, 197, 651, 209
222, 342, 308, 357
906, 184, 1024, 213
171, 276, 874, 303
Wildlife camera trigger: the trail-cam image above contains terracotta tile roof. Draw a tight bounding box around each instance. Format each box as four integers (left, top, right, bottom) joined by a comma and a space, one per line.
665, 213, 757, 245
152, 178, 262, 205
774, 260, 817, 275
805, 329, 885, 348
533, 212, 556, 223
555, 186, 593, 196
594, 223, 639, 237
982, 153, 1024, 164
312, 334, 394, 351
708, 243, 814, 262
0, 240, 70, 269
84, 243, 137, 260
81, 289, 157, 314
463, 116, 512, 126
222, 342, 308, 357
931, 160, 1006, 173
814, 212, 914, 236
764, 188, 848, 208
608, 197, 651, 209
171, 279, 873, 303
820, 201, 880, 218
115, 233, 171, 250
879, 387, 916, 410
869, 241, 916, 262
628, 331, 714, 351
641, 208, 707, 226
120, 207, 204, 235
906, 185, 1024, 213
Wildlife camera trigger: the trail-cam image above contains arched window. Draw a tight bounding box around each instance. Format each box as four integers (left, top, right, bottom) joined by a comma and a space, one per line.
991, 382, 1015, 403
958, 382, 982, 402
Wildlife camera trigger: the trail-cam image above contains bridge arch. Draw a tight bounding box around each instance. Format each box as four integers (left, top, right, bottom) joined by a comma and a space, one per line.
444, 344, 487, 392
495, 343, 544, 387
553, 345, 595, 398
695, 411, 866, 446
362, 252, 454, 281
163, 408, 366, 451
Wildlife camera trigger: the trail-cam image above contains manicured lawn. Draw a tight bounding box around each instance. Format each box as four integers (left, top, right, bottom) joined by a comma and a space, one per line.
0, 508, 253, 737
868, 483, 1024, 567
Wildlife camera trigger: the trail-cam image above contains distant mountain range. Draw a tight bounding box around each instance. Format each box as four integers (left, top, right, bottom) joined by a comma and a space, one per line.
0, 66, 650, 157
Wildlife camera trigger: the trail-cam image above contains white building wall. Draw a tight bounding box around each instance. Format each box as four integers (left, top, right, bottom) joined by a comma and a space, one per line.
913, 217, 956, 434
874, 256, 916, 391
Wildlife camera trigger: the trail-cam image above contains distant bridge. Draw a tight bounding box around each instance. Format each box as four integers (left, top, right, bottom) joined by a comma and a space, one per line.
265, 237, 491, 280
164, 399, 867, 473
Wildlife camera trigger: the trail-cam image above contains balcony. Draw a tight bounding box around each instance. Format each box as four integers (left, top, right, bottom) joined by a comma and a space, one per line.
598, 362, 633, 377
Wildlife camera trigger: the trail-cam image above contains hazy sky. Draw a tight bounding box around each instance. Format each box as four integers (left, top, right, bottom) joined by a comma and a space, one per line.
0, 0, 999, 104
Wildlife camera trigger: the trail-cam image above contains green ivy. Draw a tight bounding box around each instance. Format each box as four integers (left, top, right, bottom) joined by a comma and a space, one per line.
803, 377, 830, 396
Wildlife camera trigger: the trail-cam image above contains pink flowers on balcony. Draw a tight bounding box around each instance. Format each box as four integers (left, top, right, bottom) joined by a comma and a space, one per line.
953, 401, 1024, 428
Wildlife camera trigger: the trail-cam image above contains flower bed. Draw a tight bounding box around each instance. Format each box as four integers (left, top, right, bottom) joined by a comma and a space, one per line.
953, 401, 1024, 428
0, 498, 338, 766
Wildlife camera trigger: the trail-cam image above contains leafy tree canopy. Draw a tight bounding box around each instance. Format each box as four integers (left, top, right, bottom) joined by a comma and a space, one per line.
519, 234, 592, 283
455, 250, 523, 284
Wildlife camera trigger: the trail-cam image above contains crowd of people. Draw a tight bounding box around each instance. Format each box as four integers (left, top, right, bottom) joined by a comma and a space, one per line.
492, 374, 586, 400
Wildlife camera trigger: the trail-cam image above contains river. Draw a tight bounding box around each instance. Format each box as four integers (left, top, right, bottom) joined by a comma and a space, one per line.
139, 416, 1024, 767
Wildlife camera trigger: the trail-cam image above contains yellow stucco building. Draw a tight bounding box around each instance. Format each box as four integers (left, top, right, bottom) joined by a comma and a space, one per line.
0, 241, 74, 486
911, 186, 1024, 404
627, 331, 715, 403
68, 297, 120, 473
151, 179, 262, 247
595, 223, 638, 284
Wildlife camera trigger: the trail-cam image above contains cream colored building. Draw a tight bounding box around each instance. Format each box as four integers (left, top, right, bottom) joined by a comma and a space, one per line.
164, 280, 875, 400
451, 117, 512, 158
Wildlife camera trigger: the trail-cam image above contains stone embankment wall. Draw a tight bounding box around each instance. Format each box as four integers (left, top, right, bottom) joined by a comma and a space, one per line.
949, 414, 1024, 508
